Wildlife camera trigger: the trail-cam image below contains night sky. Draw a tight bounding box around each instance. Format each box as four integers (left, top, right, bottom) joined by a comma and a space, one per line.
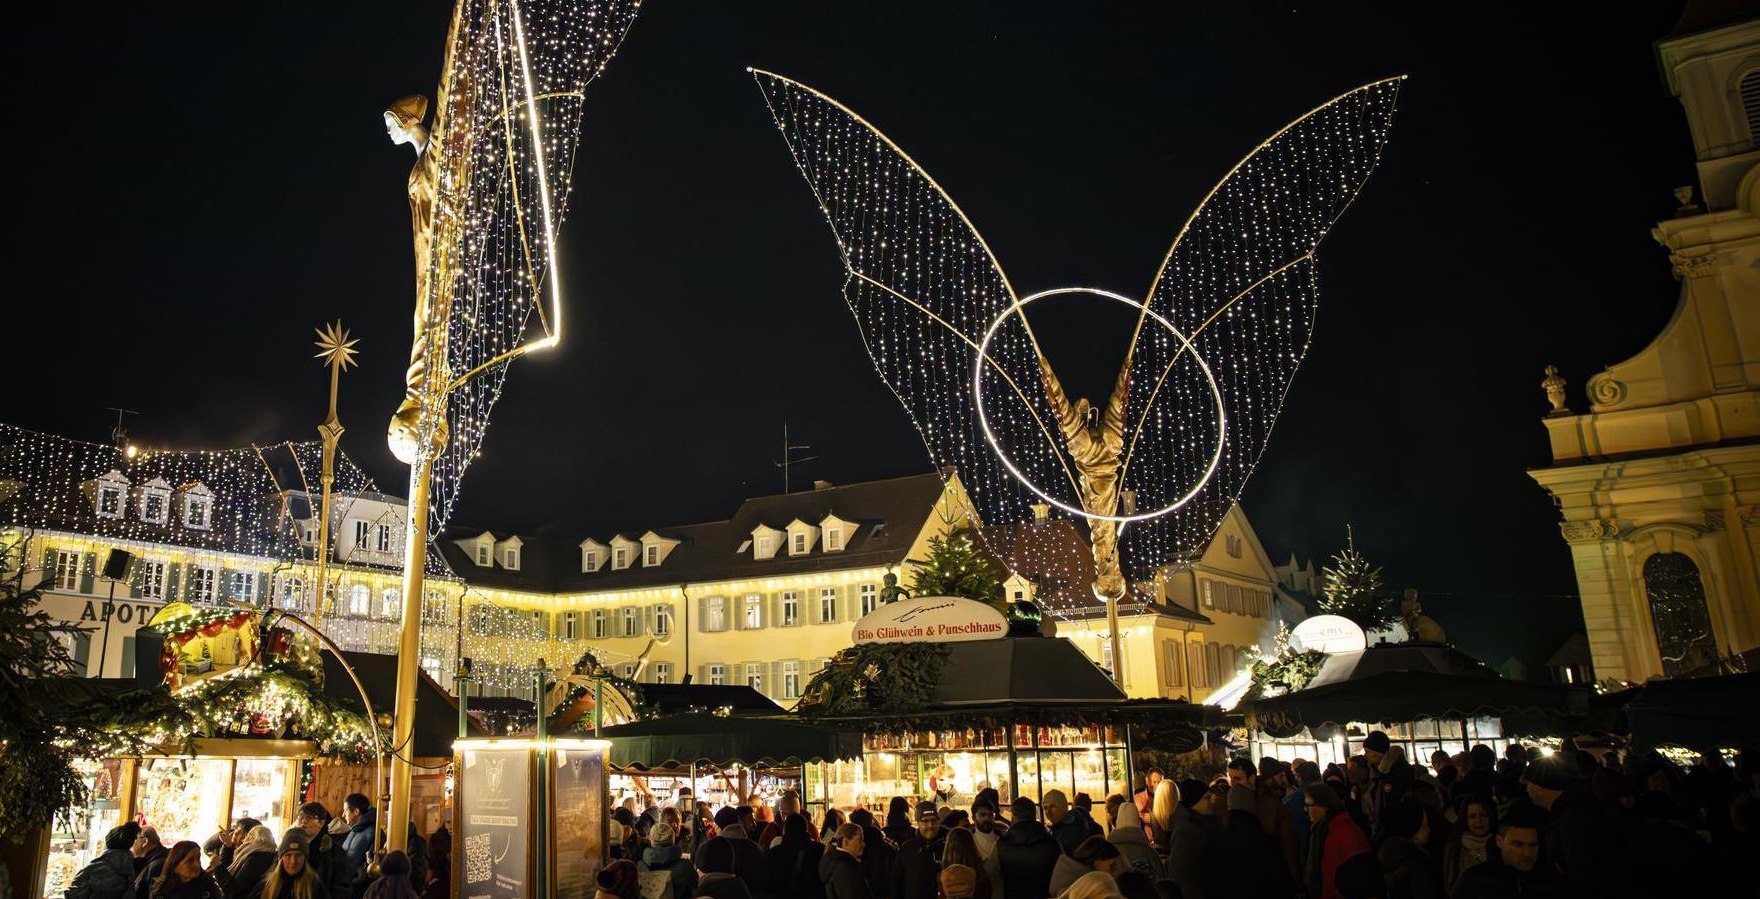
8, 3, 1700, 670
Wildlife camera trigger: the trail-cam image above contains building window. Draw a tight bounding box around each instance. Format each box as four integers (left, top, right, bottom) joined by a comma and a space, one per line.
614, 547, 629, 569
653, 604, 671, 636
280, 576, 304, 610
645, 545, 659, 566
1742, 68, 1760, 145
582, 549, 598, 572
354, 521, 371, 549
53, 550, 82, 591
140, 560, 167, 600
563, 611, 580, 640
97, 484, 123, 519
1201, 580, 1214, 608
476, 544, 490, 566
229, 571, 256, 604
191, 567, 216, 603
743, 594, 763, 629
377, 524, 393, 553
1163, 641, 1183, 687
532, 610, 548, 634
781, 591, 799, 626
819, 587, 837, 623
704, 597, 727, 632
708, 663, 726, 686
792, 533, 807, 555
860, 583, 878, 616
347, 584, 369, 616
824, 528, 842, 551
621, 607, 639, 636
505, 547, 520, 570
654, 662, 672, 684
381, 587, 400, 617
1642, 552, 1720, 676
591, 609, 609, 638
783, 661, 802, 699
755, 535, 775, 559
183, 493, 212, 530
745, 662, 763, 692
140, 482, 170, 524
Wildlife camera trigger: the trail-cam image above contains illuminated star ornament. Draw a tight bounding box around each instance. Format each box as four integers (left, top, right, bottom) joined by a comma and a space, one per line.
314, 320, 360, 371
754, 70, 1401, 613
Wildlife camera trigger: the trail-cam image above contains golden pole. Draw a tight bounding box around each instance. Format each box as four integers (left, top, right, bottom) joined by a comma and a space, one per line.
311, 322, 358, 630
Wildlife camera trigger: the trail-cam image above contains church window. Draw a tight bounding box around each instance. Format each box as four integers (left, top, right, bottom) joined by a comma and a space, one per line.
1742, 69, 1760, 145
1642, 552, 1720, 676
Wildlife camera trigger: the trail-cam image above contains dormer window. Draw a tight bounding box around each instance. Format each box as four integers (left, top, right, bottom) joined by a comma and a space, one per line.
755, 536, 774, 558
792, 533, 807, 554
504, 547, 520, 570
614, 547, 629, 569
645, 545, 658, 566
92, 470, 128, 520
476, 545, 491, 566
139, 478, 171, 525
824, 528, 843, 551
178, 483, 213, 530
584, 549, 599, 571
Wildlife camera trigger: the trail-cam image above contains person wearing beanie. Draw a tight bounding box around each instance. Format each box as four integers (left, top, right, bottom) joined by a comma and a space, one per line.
690, 838, 752, 899
1048, 836, 1121, 896
1375, 800, 1443, 899
70, 824, 143, 899
257, 829, 329, 899
593, 860, 639, 899
939, 863, 977, 899
1201, 783, 1292, 899
362, 852, 418, 899
1302, 782, 1369, 899
996, 797, 1061, 899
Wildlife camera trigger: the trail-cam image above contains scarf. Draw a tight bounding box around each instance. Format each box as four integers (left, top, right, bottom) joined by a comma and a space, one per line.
1457, 830, 1489, 866
233, 827, 279, 875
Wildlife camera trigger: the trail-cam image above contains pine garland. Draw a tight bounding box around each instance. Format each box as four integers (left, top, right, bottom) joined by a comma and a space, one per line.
795, 641, 951, 717
1246, 624, 1327, 699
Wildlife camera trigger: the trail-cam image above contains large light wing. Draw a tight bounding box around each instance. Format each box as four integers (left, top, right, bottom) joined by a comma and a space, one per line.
426, 0, 641, 535
1118, 78, 1401, 580
753, 70, 1081, 526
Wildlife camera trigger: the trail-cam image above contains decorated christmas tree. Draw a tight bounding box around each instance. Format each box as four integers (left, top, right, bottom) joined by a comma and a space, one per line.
1320, 526, 1395, 631
907, 531, 1004, 609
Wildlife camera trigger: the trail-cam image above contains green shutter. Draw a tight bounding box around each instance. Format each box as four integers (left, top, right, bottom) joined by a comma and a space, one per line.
78, 553, 95, 594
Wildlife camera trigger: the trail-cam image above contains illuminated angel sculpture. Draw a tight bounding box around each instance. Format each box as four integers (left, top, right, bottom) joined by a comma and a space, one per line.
753, 70, 1401, 612
386, 0, 642, 535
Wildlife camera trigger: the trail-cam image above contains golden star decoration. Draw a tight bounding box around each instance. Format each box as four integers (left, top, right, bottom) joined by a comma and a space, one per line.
314, 321, 360, 370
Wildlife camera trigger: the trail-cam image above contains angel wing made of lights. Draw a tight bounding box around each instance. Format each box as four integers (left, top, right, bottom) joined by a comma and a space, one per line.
753, 69, 1400, 582
424, 0, 641, 534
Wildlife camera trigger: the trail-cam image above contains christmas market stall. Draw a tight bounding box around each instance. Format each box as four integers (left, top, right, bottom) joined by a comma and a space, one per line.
800, 597, 1214, 813
598, 711, 863, 816
37, 608, 387, 899
1618, 670, 1760, 752
1240, 617, 1586, 766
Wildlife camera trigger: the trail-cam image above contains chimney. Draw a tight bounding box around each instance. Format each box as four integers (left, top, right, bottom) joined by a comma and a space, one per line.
1121, 490, 1137, 515
1030, 502, 1050, 522
813, 479, 834, 491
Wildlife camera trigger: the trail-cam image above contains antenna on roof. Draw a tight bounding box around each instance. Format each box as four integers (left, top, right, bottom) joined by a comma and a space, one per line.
107, 407, 139, 458
774, 422, 818, 493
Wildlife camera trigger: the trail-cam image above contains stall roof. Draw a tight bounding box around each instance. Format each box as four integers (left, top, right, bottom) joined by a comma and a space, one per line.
1622, 670, 1760, 751
323, 651, 486, 758
930, 637, 1127, 706
599, 712, 863, 768
633, 683, 785, 716
1244, 669, 1584, 738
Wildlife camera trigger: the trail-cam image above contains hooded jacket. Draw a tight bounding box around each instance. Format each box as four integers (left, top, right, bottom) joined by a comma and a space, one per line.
818, 849, 870, 899
69, 848, 137, 899
994, 821, 1059, 899
638, 844, 698, 899
1105, 804, 1162, 881
1046, 807, 1100, 857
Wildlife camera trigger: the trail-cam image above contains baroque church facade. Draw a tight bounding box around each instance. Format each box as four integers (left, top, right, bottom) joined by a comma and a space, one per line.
1531, 7, 1760, 682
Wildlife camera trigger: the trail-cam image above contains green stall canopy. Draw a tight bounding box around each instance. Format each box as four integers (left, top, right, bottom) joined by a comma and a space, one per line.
1622, 671, 1760, 752
1245, 669, 1583, 739
600, 712, 864, 769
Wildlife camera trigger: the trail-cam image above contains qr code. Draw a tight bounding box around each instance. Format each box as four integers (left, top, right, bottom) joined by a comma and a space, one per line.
465, 833, 492, 884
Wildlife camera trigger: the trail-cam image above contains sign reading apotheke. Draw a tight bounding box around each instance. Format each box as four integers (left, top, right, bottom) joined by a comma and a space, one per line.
852, 596, 1007, 644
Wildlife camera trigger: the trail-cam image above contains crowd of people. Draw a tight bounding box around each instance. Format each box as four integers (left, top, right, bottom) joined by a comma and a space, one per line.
600, 736, 1759, 899
65, 795, 451, 899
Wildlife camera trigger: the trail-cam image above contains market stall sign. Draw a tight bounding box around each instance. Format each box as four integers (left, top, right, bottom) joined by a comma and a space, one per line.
1290, 615, 1368, 655
852, 596, 1007, 644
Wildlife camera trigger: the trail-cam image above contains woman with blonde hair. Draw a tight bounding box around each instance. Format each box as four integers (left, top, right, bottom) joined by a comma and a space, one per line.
257, 830, 330, 899
1147, 780, 1179, 851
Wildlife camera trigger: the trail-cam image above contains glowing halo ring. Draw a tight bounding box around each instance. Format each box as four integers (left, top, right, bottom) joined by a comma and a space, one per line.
973, 286, 1227, 526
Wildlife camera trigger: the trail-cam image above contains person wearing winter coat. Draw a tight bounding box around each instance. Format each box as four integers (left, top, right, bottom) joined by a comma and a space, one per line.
255, 830, 332, 899
338, 796, 375, 884
149, 842, 222, 899
361, 852, 419, 899
1047, 838, 1120, 897
1301, 783, 1370, 899
69, 824, 142, 899
213, 826, 277, 899
1105, 804, 1162, 881
845, 810, 894, 899
594, 860, 640, 899
1042, 791, 1100, 857
994, 798, 1059, 899
889, 807, 944, 899
295, 804, 354, 899
1163, 784, 1217, 899
418, 828, 449, 899
1448, 809, 1565, 899
133, 828, 171, 899
883, 798, 916, 847
640, 824, 699, 899
1376, 802, 1444, 899
691, 839, 754, 899
763, 815, 823, 899
1055, 871, 1124, 899
1439, 799, 1496, 891
1201, 788, 1293, 899
819, 825, 871, 899
1225, 757, 1301, 887
939, 829, 995, 899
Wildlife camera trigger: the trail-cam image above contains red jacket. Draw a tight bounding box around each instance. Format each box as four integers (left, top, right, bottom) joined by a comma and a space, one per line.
1311, 813, 1370, 899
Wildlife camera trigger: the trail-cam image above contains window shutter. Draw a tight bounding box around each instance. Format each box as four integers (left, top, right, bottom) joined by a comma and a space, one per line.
698, 596, 711, 632
642, 605, 655, 635
78, 553, 95, 594
166, 562, 182, 600
631, 607, 646, 637
770, 660, 786, 698
72, 630, 90, 674
697, 664, 708, 686
769, 592, 783, 628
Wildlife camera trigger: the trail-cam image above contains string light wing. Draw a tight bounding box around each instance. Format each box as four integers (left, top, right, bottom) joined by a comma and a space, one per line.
1116, 78, 1401, 580
424, 0, 641, 535
752, 69, 1076, 531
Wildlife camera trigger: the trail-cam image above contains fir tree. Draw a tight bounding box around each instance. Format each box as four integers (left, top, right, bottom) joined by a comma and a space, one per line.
907, 531, 1004, 609
1320, 526, 1395, 631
